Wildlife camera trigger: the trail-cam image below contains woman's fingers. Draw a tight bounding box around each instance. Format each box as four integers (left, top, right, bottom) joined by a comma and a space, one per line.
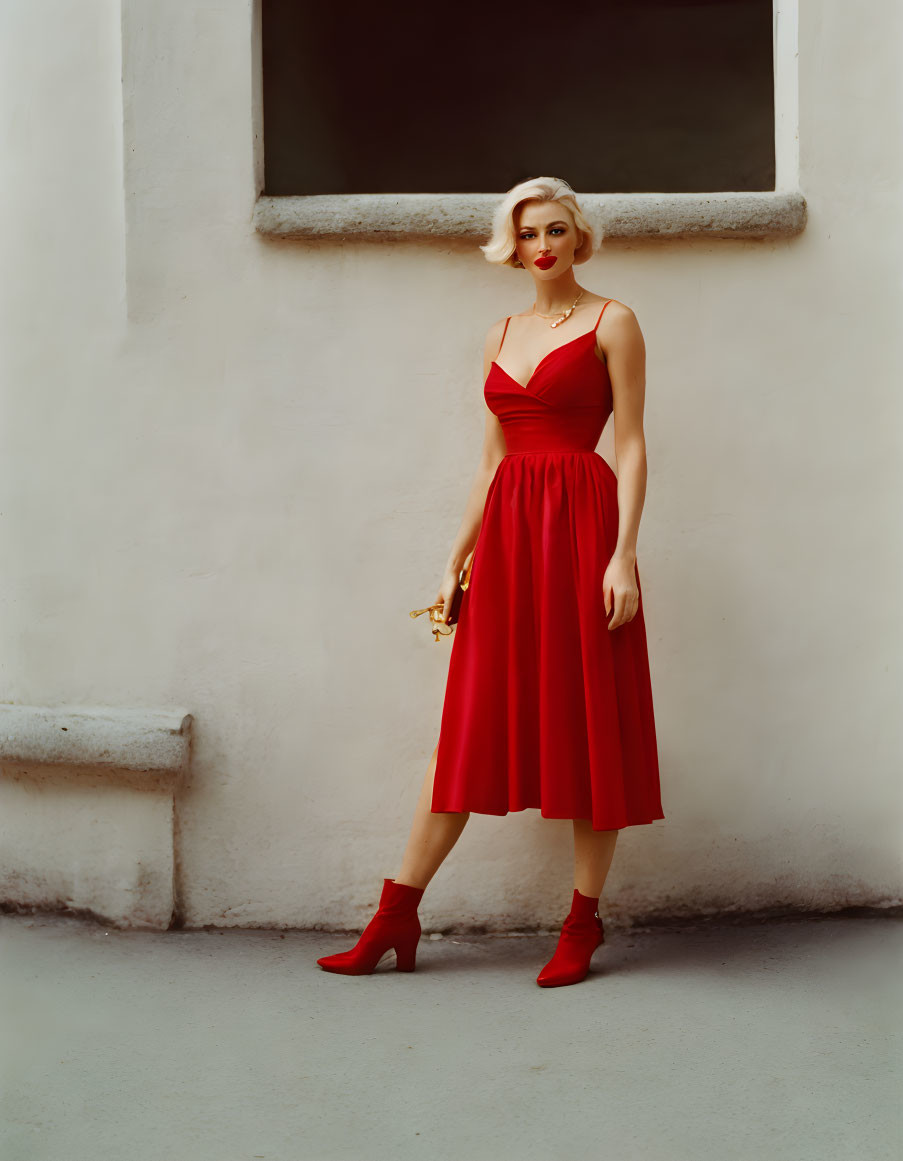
607, 586, 639, 630
608, 588, 625, 630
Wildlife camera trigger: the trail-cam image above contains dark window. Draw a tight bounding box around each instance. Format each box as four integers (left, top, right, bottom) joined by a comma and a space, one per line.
262, 0, 775, 195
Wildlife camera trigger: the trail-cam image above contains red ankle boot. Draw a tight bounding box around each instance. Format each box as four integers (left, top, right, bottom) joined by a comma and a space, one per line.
316, 878, 426, 975
536, 888, 605, 988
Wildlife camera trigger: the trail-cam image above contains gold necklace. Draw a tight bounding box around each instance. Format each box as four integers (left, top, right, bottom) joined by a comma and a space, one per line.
531, 289, 585, 328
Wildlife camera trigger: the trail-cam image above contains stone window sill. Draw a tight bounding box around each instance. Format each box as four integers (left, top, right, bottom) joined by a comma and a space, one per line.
253, 191, 807, 242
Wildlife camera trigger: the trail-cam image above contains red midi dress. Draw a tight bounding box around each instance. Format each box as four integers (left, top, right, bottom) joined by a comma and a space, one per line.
430, 299, 665, 830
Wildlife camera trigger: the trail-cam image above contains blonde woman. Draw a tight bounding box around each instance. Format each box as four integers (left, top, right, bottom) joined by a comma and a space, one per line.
318, 177, 664, 986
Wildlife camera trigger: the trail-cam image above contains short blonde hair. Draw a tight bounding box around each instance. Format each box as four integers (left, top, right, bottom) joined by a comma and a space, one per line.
480, 176, 601, 268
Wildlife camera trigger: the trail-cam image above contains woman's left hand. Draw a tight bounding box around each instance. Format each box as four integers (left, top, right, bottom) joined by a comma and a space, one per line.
602, 554, 639, 630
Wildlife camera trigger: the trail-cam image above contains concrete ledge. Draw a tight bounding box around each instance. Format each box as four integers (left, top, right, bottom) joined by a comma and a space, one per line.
0, 705, 193, 929
0, 704, 192, 786
254, 191, 808, 242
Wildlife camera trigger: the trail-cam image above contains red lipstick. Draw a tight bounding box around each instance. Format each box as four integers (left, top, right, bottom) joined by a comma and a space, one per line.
534, 256, 557, 269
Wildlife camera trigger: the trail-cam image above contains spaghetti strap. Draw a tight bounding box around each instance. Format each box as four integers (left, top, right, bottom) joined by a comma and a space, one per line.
594, 299, 613, 329
496, 316, 511, 359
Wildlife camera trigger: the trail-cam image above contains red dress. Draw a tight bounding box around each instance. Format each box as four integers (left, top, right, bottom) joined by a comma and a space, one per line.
431, 300, 665, 830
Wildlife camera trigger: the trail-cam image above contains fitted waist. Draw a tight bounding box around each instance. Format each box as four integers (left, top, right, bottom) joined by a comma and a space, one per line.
494, 403, 608, 457
503, 448, 600, 458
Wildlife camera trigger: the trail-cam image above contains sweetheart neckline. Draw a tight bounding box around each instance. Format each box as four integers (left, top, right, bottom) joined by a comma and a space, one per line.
488, 329, 606, 391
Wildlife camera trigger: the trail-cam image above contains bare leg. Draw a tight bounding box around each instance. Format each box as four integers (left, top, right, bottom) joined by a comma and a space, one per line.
572, 819, 619, 897
394, 742, 469, 890
534, 820, 616, 987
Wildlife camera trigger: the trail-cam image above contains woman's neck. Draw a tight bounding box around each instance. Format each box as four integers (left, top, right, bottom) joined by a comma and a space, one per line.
532, 274, 583, 316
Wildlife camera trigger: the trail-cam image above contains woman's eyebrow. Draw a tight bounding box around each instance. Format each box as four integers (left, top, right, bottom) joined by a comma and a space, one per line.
519, 220, 568, 229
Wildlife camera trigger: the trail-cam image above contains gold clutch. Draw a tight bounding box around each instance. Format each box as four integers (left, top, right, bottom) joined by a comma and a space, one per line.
409, 550, 475, 643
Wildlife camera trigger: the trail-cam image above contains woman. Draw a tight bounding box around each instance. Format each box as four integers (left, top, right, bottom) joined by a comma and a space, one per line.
318, 176, 664, 986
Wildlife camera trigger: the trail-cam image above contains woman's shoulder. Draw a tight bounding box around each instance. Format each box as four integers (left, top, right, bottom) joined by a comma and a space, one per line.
594, 295, 634, 317
598, 300, 642, 342
597, 297, 637, 322
483, 314, 511, 349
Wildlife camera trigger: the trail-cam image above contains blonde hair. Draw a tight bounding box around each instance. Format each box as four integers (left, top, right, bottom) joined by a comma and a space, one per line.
480, 176, 601, 268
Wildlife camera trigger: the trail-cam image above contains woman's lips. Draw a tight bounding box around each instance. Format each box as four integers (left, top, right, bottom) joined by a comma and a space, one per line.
534, 256, 557, 269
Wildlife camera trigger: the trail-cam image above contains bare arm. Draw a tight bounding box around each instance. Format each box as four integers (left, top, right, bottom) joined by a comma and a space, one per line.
600, 302, 649, 628
437, 320, 508, 619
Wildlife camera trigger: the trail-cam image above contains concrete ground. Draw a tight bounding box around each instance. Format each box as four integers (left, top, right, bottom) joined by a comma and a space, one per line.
1, 913, 900, 1161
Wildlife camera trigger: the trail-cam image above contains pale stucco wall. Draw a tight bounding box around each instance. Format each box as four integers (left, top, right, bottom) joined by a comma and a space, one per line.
0, 0, 900, 930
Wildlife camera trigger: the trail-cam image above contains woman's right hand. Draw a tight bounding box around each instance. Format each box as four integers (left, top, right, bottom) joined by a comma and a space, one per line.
435, 565, 462, 625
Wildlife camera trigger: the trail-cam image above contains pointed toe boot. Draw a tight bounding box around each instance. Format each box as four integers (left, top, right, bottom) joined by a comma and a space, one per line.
536, 888, 605, 988
316, 878, 426, 975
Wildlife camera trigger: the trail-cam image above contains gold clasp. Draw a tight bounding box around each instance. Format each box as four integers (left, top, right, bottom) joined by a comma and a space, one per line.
409, 602, 453, 642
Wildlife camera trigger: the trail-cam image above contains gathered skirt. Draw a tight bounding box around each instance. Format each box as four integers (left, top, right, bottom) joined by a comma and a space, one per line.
430, 449, 665, 831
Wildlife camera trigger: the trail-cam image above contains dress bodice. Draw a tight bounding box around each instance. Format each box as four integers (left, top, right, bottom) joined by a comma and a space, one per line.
484, 307, 613, 455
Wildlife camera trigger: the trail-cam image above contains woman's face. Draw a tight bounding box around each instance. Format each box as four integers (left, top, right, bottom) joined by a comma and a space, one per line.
513, 201, 581, 274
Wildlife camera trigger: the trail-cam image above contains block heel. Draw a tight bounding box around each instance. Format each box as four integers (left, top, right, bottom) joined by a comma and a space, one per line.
316, 878, 426, 976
